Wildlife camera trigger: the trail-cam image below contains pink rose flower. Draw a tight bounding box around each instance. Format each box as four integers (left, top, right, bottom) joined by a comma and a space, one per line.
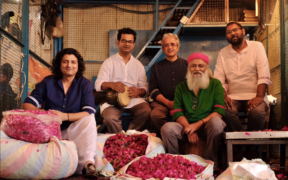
103, 133, 148, 171
126, 154, 206, 180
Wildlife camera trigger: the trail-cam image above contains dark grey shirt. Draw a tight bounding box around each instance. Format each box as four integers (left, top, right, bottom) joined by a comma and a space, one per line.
149, 57, 188, 101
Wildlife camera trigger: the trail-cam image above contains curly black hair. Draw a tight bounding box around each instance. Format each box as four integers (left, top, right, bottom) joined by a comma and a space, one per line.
117, 28, 137, 42
51, 48, 85, 79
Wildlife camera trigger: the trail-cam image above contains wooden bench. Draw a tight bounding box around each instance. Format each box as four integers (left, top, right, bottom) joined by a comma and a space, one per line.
224, 131, 288, 169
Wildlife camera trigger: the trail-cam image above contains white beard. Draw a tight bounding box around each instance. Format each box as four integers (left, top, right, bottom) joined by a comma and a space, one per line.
186, 69, 211, 92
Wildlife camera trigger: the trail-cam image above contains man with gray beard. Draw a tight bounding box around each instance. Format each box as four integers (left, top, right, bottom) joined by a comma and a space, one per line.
161, 53, 226, 161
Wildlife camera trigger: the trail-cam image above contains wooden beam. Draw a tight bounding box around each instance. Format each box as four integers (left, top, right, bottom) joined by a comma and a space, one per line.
187, 0, 205, 24
225, 0, 229, 23
255, 0, 259, 17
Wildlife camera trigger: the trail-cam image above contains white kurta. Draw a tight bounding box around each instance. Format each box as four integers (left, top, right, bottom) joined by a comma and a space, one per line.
95, 53, 148, 113
61, 114, 97, 174
214, 40, 272, 105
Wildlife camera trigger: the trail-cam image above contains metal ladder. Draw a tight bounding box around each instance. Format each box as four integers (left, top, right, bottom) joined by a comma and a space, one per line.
136, 0, 202, 74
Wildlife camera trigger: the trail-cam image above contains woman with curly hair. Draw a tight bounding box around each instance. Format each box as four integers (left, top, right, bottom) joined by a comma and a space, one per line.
22, 48, 98, 177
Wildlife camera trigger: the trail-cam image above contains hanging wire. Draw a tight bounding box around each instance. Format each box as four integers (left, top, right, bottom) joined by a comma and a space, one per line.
62, 3, 174, 14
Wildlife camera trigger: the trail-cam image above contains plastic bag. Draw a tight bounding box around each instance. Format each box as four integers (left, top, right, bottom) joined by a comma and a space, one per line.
216, 158, 277, 180
0, 109, 62, 143
95, 130, 166, 176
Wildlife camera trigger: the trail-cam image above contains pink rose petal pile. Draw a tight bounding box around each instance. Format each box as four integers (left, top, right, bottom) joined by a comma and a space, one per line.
282, 126, 288, 131
126, 154, 206, 180
1, 110, 62, 143
103, 133, 148, 172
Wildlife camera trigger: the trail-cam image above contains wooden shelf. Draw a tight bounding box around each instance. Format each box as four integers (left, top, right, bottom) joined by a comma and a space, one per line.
183, 22, 259, 28
181, 22, 258, 35
186, 0, 259, 27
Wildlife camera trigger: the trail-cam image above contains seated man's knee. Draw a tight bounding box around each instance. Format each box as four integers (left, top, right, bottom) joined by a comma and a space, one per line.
206, 116, 226, 133
76, 114, 96, 129
150, 109, 161, 122
248, 104, 266, 118
161, 122, 174, 136
143, 103, 152, 114
136, 103, 151, 117
103, 110, 119, 124
224, 108, 236, 118
247, 104, 266, 130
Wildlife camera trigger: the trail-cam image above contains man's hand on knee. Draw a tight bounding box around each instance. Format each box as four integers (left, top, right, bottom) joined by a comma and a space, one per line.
225, 96, 232, 109
183, 121, 202, 135
188, 132, 199, 144
247, 97, 264, 111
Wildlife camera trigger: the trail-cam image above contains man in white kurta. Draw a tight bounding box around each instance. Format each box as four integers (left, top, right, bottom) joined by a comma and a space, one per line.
214, 22, 271, 132
95, 28, 151, 133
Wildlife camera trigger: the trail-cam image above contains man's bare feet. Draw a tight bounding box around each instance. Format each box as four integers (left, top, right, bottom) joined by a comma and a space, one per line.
83, 161, 98, 179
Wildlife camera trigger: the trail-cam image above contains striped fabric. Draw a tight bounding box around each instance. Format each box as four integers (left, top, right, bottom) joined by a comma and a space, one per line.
0, 131, 78, 179
95, 130, 166, 176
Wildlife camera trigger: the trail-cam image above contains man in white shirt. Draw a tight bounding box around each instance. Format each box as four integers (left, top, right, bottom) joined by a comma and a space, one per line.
214, 22, 271, 132
95, 28, 151, 133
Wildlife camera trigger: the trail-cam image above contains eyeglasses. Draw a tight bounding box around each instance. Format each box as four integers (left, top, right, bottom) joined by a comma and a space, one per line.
192, 97, 198, 111
163, 43, 178, 48
226, 28, 241, 35
120, 39, 134, 44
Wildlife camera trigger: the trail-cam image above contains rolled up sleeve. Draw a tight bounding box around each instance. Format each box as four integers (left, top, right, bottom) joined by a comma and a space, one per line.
256, 43, 272, 86
24, 80, 46, 108
81, 80, 96, 114
95, 60, 110, 92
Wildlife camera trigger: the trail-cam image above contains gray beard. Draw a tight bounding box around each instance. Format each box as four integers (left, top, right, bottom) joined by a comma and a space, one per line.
186, 70, 210, 92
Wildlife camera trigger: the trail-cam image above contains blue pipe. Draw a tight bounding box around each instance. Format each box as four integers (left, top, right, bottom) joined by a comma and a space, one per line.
58, 5, 63, 52
21, 0, 29, 103
53, 5, 63, 57
280, 0, 287, 126
154, 0, 159, 31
